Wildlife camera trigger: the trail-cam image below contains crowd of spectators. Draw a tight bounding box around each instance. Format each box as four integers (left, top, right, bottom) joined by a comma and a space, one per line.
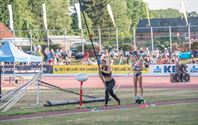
31, 45, 198, 66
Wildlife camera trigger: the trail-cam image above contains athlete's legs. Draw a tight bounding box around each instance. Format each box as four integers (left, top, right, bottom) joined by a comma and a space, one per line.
138, 75, 143, 97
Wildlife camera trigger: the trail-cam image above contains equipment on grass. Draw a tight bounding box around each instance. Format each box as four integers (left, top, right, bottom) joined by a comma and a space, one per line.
134, 96, 144, 104
44, 97, 111, 106
39, 80, 96, 99
136, 99, 144, 104
39, 80, 109, 107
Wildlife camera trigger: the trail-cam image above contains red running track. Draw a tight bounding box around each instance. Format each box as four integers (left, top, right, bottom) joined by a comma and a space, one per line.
2, 76, 198, 90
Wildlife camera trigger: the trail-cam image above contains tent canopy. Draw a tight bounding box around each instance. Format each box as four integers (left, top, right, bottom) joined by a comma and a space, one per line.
0, 42, 42, 62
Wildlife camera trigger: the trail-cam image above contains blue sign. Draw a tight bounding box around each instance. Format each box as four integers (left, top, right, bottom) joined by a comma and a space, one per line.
154, 66, 162, 73
190, 65, 198, 73
164, 65, 176, 73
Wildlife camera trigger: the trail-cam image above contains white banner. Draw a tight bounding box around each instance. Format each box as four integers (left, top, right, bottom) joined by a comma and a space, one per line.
180, 0, 188, 25
149, 64, 198, 76
8, 4, 14, 31
107, 4, 116, 27
75, 3, 82, 29
42, 3, 48, 30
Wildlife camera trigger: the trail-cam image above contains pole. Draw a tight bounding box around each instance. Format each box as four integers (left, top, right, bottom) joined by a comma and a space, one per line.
36, 80, 40, 106
169, 26, 172, 53
47, 30, 49, 47
98, 27, 102, 51
13, 62, 15, 84
77, 0, 104, 85
188, 24, 191, 51
116, 28, 119, 51
77, 0, 101, 68
81, 29, 84, 53
30, 30, 33, 52
80, 81, 83, 107
150, 26, 154, 52
133, 27, 136, 50
64, 30, 67, 50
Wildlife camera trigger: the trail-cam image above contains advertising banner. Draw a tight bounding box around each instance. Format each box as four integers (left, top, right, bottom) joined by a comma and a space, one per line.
149, 64, 198, 76
0, 65, 53, 74
53, 65, 149, 75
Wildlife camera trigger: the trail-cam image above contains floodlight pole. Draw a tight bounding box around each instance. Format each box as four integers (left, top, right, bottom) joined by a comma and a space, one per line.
169, 26, 172, 53
188, 24, 191, 51
98, 27, 102, 51
133, 27, 136, 50
81, 28, 84, 53
46, 30, 49, 47
64, 30, 67, 50
116, 28, 119, 51
150, 26, 154, 52
30, 30, 33, 52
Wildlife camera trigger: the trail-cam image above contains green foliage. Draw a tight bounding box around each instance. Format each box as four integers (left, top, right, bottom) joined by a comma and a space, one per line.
0, 0, 11, 25
82, 0, 134, 47
192, 42, 198, 50
126, 0, 147, 30
45, 0, 71, 31
121, 43, 132, 51
188, 11, 198, 17
150, 8, 182, 18
1, 0, 194, 49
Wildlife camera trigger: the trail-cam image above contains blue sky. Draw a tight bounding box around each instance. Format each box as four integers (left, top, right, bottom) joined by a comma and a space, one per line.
145, 0, 198, 12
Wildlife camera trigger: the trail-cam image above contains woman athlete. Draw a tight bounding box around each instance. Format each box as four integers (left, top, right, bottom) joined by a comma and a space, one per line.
99, 59, 120, 107
131, 53, 144, 100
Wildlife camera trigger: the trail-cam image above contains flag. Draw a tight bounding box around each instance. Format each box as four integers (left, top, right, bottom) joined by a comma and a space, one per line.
107, 4, 116, 27
75, 3, 82, 29
8, 5, 14, 31
180, 0, 188, 25
143, 0, 151, 26
42, 3, 48, 30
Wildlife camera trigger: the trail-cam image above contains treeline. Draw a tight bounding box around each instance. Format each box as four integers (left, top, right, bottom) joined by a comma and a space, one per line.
1, 0, 192, 45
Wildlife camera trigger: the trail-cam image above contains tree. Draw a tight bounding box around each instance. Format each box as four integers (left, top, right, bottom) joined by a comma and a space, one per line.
12, 0, 35, 36
70, 1, 93, 35
126, 0, 147, 30
46, 0, 71, 32
0, 0, 12, 26
82, 0, 131, 47
150, 8, 182, 18
28, 0, 72, 44
188, 11, 198, 17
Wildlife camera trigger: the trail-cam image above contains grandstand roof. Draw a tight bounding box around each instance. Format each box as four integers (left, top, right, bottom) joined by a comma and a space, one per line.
137, 17, 198, 33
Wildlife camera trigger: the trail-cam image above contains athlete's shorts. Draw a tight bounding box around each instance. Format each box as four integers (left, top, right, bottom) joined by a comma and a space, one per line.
134, 72, 142, 77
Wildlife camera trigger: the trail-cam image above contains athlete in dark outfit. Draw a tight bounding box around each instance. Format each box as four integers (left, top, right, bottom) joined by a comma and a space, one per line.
99, 59, 120, 107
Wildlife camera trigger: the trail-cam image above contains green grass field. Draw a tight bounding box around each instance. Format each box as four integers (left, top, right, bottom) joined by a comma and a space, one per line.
1, 103, 198, 125
0, 87, 198, 125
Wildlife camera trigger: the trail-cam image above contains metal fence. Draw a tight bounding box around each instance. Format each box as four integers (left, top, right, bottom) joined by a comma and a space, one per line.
0, 25, 198, 52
